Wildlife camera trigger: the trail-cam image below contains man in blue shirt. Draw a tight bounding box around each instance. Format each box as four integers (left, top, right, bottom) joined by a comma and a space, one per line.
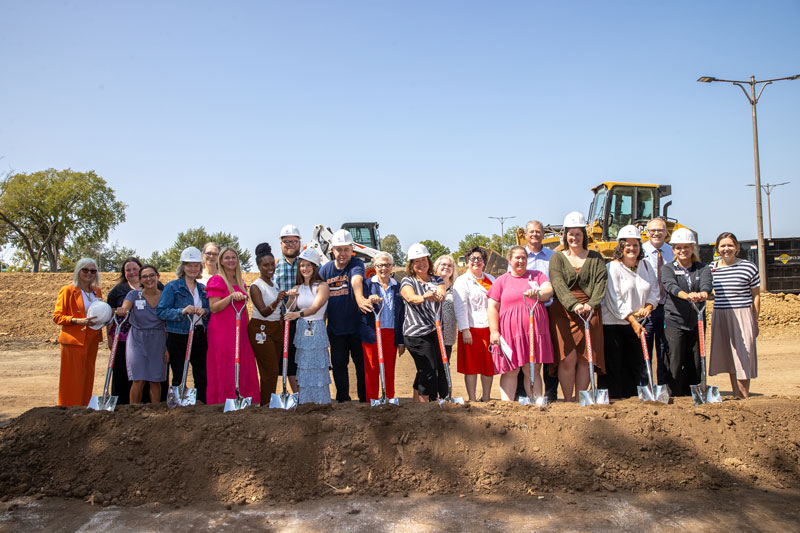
641, 217, 674, 387
511, 220, 558, 402
275, 224, 302, 393
319, 229, 372, 402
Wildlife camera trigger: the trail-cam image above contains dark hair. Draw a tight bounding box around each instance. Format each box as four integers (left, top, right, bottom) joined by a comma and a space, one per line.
715, 232, 740, 253
561, 227, 589, 250
117, 257, 142, 282
405, 256, 434, 278
466, 246, 487, 263
139, 264, 159, 276
296, 259, 323, 286
612, 239, 644, 261
255, 242, 274, 266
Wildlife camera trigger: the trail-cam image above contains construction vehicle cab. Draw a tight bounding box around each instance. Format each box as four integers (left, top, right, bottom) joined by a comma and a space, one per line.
341, 222, 381, 251
589, 182, 672, 241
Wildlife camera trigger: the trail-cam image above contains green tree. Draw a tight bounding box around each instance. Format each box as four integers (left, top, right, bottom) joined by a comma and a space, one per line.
456, 233, 491, 262
488, 226, 521, 255
381, 234, 405, 266
0, 168, 126, 272
148, 227, 252, 272
419, 239, 451, 263
60, 240, 138, 273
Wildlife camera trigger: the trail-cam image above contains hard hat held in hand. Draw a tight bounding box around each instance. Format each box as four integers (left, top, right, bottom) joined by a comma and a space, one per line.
298, 248, 322, 266
563, 211, 587, 228
280, 224, 301, 239
670, 228, 696, 245
407, 242, 430, 260
180, 246, 202, 263
331, 229, 355, 246
616, 225, 642, 241
87, 301, 113, 330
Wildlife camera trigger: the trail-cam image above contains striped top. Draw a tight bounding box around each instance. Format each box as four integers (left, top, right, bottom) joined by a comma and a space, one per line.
712, 259, 759, 309
400, 275, 443, 337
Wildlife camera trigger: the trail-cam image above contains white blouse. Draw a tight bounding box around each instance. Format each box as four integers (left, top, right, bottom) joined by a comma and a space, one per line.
453, 272, 496, 330
602, 260, 660, 326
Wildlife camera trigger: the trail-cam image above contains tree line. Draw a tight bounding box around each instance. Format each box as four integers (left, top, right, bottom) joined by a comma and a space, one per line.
2, 168, 519, 273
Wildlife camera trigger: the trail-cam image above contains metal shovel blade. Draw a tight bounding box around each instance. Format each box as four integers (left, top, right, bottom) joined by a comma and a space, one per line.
438, 396, 465, 406
519, 395, 549, 406
691, 384, 722, 405
269, 392, 299, 410
579, 388, 610, 407
224, 396, 253, 412
637, 384, 670, 404
370, 397, 400, 407
167, 386, 197, 409
88, 394, 117, 412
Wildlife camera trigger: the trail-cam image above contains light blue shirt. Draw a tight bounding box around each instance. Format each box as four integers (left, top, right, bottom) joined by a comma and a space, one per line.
642, 240, 674, 305
371, 274, 397, 330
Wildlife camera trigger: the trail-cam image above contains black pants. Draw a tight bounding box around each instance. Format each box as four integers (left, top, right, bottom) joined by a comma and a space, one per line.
642, 304, 668, 386
110, 339, 131, 405
599, 325, 642, 399
406, 333, 449, 400
286, 319, 298, 376
166, 327, 208, 404
515, 363, 559, 401
663, 326, 701, 396
329, 332, 366, 403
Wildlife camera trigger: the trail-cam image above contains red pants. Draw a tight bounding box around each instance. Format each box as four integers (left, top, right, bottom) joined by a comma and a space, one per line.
362, 329, 397, 401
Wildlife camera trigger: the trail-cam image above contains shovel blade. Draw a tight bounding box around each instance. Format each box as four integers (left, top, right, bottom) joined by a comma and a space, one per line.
691, 384, 722, 405
518, 396, 532, 405
167, 386, 197, 409
88, 394, 117, 412
438, 396, 465, 406
224, 396, 253, 412
370, 397, 400, 407
579, 389, 610, 407
637, 385, 670, 404
269, 392, 298, 410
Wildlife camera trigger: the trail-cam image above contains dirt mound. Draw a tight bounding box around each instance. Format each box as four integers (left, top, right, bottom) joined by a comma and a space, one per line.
1, 398, 798, 507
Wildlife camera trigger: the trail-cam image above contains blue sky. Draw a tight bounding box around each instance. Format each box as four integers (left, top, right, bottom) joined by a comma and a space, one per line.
2, 1, 798, 269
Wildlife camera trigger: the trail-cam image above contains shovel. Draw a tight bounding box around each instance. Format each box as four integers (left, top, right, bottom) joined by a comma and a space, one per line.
167, 315, 198, 408
269, 308, 299, 410
224, 297, 254, 412
578, 309, 609, 406
88, 314, 128, 411
519, 292, 547, 407
370, 299, 399, 407
636, 318, 669, 404
690, 302, 722, 405
434, 307, 464, 406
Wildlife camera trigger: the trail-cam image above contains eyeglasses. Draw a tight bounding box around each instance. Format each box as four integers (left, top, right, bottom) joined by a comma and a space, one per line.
204, 251, 219, 256
281, 239, 300, 245
375, 263, 392, 268
81, 268, 98, 274
468, 257, 485, 263
140, 273, 157, 280
647, 228, 666, 234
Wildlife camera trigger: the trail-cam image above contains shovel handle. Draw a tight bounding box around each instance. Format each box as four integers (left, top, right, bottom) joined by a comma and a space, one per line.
435, 319, 449, 365
375, 318, 385, 365
639, 330, 650, 362
697, 319, 706, 360
528, 314, 535, 365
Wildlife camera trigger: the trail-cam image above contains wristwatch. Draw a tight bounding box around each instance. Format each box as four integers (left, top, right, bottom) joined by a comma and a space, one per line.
299, 309, 305, 318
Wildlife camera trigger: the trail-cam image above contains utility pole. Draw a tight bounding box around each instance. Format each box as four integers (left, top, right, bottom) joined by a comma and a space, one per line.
489, 216, 516, 256
747, 182, 789, 239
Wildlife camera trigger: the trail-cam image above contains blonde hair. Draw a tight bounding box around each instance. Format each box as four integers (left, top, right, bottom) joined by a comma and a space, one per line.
202, 242, 220, 273
433, 254, 457, 285
217, 246, 245, 294
73, 258, 101, 288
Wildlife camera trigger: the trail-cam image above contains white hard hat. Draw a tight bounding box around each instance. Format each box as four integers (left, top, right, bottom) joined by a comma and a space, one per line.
297, 248, 321, 266
180, 246, 202, 263
331, 229, 355, 246
280, 224, 301, 239
563, 211, 587, 228
670, 228, 696, 244
86, 301, 113, 330
407, 242, 430, 260
617, 225, 642, 241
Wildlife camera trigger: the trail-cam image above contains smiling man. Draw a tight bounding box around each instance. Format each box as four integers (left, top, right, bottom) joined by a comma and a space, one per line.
319, 229, 373, 402
642, 217, 674, 388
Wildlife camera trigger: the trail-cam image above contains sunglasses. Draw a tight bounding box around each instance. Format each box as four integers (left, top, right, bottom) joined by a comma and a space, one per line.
81, 268, 98, 274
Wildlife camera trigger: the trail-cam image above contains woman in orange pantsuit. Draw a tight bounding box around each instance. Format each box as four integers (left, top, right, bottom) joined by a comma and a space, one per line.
52, 258, 104, 406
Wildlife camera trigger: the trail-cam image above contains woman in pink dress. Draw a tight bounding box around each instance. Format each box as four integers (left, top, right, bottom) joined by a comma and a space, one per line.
488, 245, 554, 401
206, 246, 261, 405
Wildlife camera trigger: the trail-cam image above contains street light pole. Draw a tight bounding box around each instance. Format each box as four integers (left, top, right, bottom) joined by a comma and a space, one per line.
747, 182, 790, 239
488, 216, 516, 256
698, 73, 800, 292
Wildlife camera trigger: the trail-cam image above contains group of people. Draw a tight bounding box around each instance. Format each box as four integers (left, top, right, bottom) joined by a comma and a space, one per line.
52, 216, 760, 408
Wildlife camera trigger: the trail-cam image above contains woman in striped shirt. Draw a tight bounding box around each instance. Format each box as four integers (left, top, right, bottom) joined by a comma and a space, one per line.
709, 232, 760, 398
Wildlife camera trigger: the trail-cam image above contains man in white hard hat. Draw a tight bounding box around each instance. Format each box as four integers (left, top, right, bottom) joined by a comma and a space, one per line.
319, 228, 372, 403
510, 220, 558, 402
275, 224, 302, 393
642, 217, 674, 387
